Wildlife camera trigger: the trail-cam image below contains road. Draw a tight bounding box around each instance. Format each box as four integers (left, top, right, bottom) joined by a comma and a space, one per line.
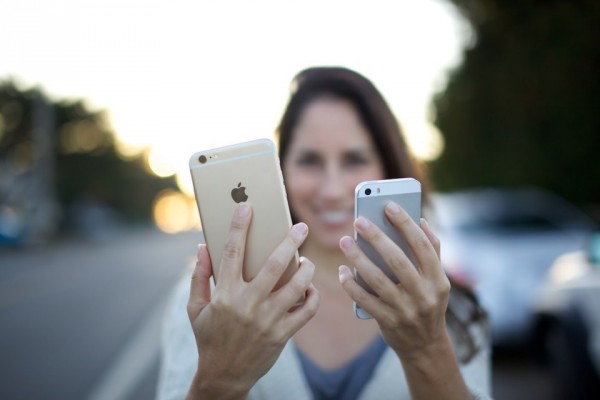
0, 226, 555, 399
0, 227, 199, 400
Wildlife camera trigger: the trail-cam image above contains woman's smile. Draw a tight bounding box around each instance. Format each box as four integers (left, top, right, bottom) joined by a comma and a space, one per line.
315, 208, 353, 228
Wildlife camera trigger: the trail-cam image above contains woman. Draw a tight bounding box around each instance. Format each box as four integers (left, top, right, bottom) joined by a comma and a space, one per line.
158, 67, 491, 399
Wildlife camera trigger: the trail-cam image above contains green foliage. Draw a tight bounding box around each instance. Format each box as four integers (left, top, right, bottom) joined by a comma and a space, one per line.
51, 98, 177, 222
433, 0, 600, 210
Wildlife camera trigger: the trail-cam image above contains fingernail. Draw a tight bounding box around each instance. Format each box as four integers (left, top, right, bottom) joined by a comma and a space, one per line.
338, 265, 353, 282
236, 203, 250, 218
355, 217, 370, 231
293, 223, 308, 236
386, 201, 401, 214
340, 236, 354, 250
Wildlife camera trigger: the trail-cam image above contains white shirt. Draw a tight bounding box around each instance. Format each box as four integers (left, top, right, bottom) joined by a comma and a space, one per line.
157, 269, 493, 400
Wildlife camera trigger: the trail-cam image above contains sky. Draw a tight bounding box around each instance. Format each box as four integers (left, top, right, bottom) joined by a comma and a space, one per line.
1, 0, 469, 196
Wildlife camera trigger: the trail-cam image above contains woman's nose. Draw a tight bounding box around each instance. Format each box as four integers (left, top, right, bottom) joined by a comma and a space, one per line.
318, 164, 346, 199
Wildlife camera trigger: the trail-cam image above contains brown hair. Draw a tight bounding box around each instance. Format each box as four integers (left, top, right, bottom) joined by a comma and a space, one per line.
277, 66, 427, 188
275, 66, 488, 363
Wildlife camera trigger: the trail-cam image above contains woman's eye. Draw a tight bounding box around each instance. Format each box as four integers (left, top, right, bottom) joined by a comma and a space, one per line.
297, 155, 321, 167
344, 155, 369, 166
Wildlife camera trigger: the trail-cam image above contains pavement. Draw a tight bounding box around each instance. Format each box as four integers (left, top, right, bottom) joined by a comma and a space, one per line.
0, 226, 556, 400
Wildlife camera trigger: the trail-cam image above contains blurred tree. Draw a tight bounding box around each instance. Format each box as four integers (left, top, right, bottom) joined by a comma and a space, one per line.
52, 98, 177, 225
433, 0, 600, 214
0, 80, 175, 239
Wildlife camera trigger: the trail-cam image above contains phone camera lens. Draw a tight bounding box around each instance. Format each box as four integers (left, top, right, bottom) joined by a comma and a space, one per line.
198, 155, 207, 164
365, 188, 372, 196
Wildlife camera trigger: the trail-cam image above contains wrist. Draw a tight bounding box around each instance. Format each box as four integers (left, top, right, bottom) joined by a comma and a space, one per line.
397, 330, 457, 374
186, 367, 250, 400
397, 331, 471, 400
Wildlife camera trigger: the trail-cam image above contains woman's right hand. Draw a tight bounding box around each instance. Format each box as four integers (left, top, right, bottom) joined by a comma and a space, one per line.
186, 203, 320, 400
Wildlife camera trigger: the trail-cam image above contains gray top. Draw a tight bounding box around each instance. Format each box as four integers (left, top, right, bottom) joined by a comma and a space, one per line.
296, 335, 387, 400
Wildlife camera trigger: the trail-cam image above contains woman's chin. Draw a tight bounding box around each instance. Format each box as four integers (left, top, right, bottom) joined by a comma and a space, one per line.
304, 218, 353, 251
316, 239, 345, 253
312, 230, 352, 252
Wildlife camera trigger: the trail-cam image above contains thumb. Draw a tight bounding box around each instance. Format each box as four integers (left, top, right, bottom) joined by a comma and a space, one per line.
187, 244, 213, 320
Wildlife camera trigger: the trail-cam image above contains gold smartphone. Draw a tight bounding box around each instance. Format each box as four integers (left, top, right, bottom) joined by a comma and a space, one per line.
189, 138, 298, 290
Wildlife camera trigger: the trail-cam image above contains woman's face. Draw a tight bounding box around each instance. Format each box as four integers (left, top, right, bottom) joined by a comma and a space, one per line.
283, 98, 385, 251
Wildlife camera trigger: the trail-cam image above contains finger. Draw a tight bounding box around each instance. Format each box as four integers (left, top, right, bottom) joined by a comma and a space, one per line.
281, 283, 319, 337
384, 202, 440, 277
339, 236, 399, 300
218, 203, 252, 284
420, 218, 441, 259
250, 223, 308, 295
188, 244, 213, 319
353, 216, 420, 287
338, 265, 388, 320
271, 256, 315, 311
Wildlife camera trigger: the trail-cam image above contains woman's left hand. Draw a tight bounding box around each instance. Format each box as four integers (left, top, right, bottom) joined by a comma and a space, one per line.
337, 201, 451, 362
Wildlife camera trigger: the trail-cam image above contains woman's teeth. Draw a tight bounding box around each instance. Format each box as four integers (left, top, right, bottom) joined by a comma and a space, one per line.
320, 211, 349, 224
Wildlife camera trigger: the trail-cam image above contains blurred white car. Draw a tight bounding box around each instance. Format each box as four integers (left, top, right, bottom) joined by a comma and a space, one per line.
531, 233, 600, 399
430, 187, 596, 348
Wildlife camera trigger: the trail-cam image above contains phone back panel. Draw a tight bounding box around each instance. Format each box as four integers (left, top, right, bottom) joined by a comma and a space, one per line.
189, 139, 297, 288
355, 178, 421, 297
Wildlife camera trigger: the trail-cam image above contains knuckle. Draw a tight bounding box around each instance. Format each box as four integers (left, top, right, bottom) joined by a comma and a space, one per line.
222, 241, 241, 260
367, 226, 384, 242
302, 258, 316, 275
344, 243, 361, 260
306, 302, 319, 319
380, 312, 398, 328
270, 328, 288, 346
230, 216, 247, 231
288, 230, 304, 248
266, 254, 288, 275
211, 294, 232, 313
420, 297, 437, 314
438, 278, 451, 297
414, 237, 432, 252
302, 293, 320, 317
393, 211, 412, 227
430, 233, 441, 248
287, 276, 308, 296
261, 264, 282, 283
388, 253, 408, 270
369, 269, 389, 289
186, 302, 195, 318
236, 311, 257, 331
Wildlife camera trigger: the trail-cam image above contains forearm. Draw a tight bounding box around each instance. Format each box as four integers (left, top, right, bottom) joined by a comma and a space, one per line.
399, 332, 472, 400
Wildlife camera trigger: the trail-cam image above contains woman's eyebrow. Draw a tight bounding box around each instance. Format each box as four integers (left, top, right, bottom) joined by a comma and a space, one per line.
293, 148, 321, 157
343, 147, 377, 156
292, 146, 376, 157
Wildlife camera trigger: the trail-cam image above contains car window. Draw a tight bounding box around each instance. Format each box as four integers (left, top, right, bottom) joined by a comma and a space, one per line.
457, 214, 560, 234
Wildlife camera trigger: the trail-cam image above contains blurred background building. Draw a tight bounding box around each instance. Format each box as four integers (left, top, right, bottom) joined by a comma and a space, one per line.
0, 86, 58, 244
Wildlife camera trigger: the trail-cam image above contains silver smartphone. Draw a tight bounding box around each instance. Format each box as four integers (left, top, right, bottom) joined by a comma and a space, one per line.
354, 178, 422, 319
189, 139, 298, 290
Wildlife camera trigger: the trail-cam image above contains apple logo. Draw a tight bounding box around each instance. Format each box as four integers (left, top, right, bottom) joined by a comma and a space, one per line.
231, 182, 248, 203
